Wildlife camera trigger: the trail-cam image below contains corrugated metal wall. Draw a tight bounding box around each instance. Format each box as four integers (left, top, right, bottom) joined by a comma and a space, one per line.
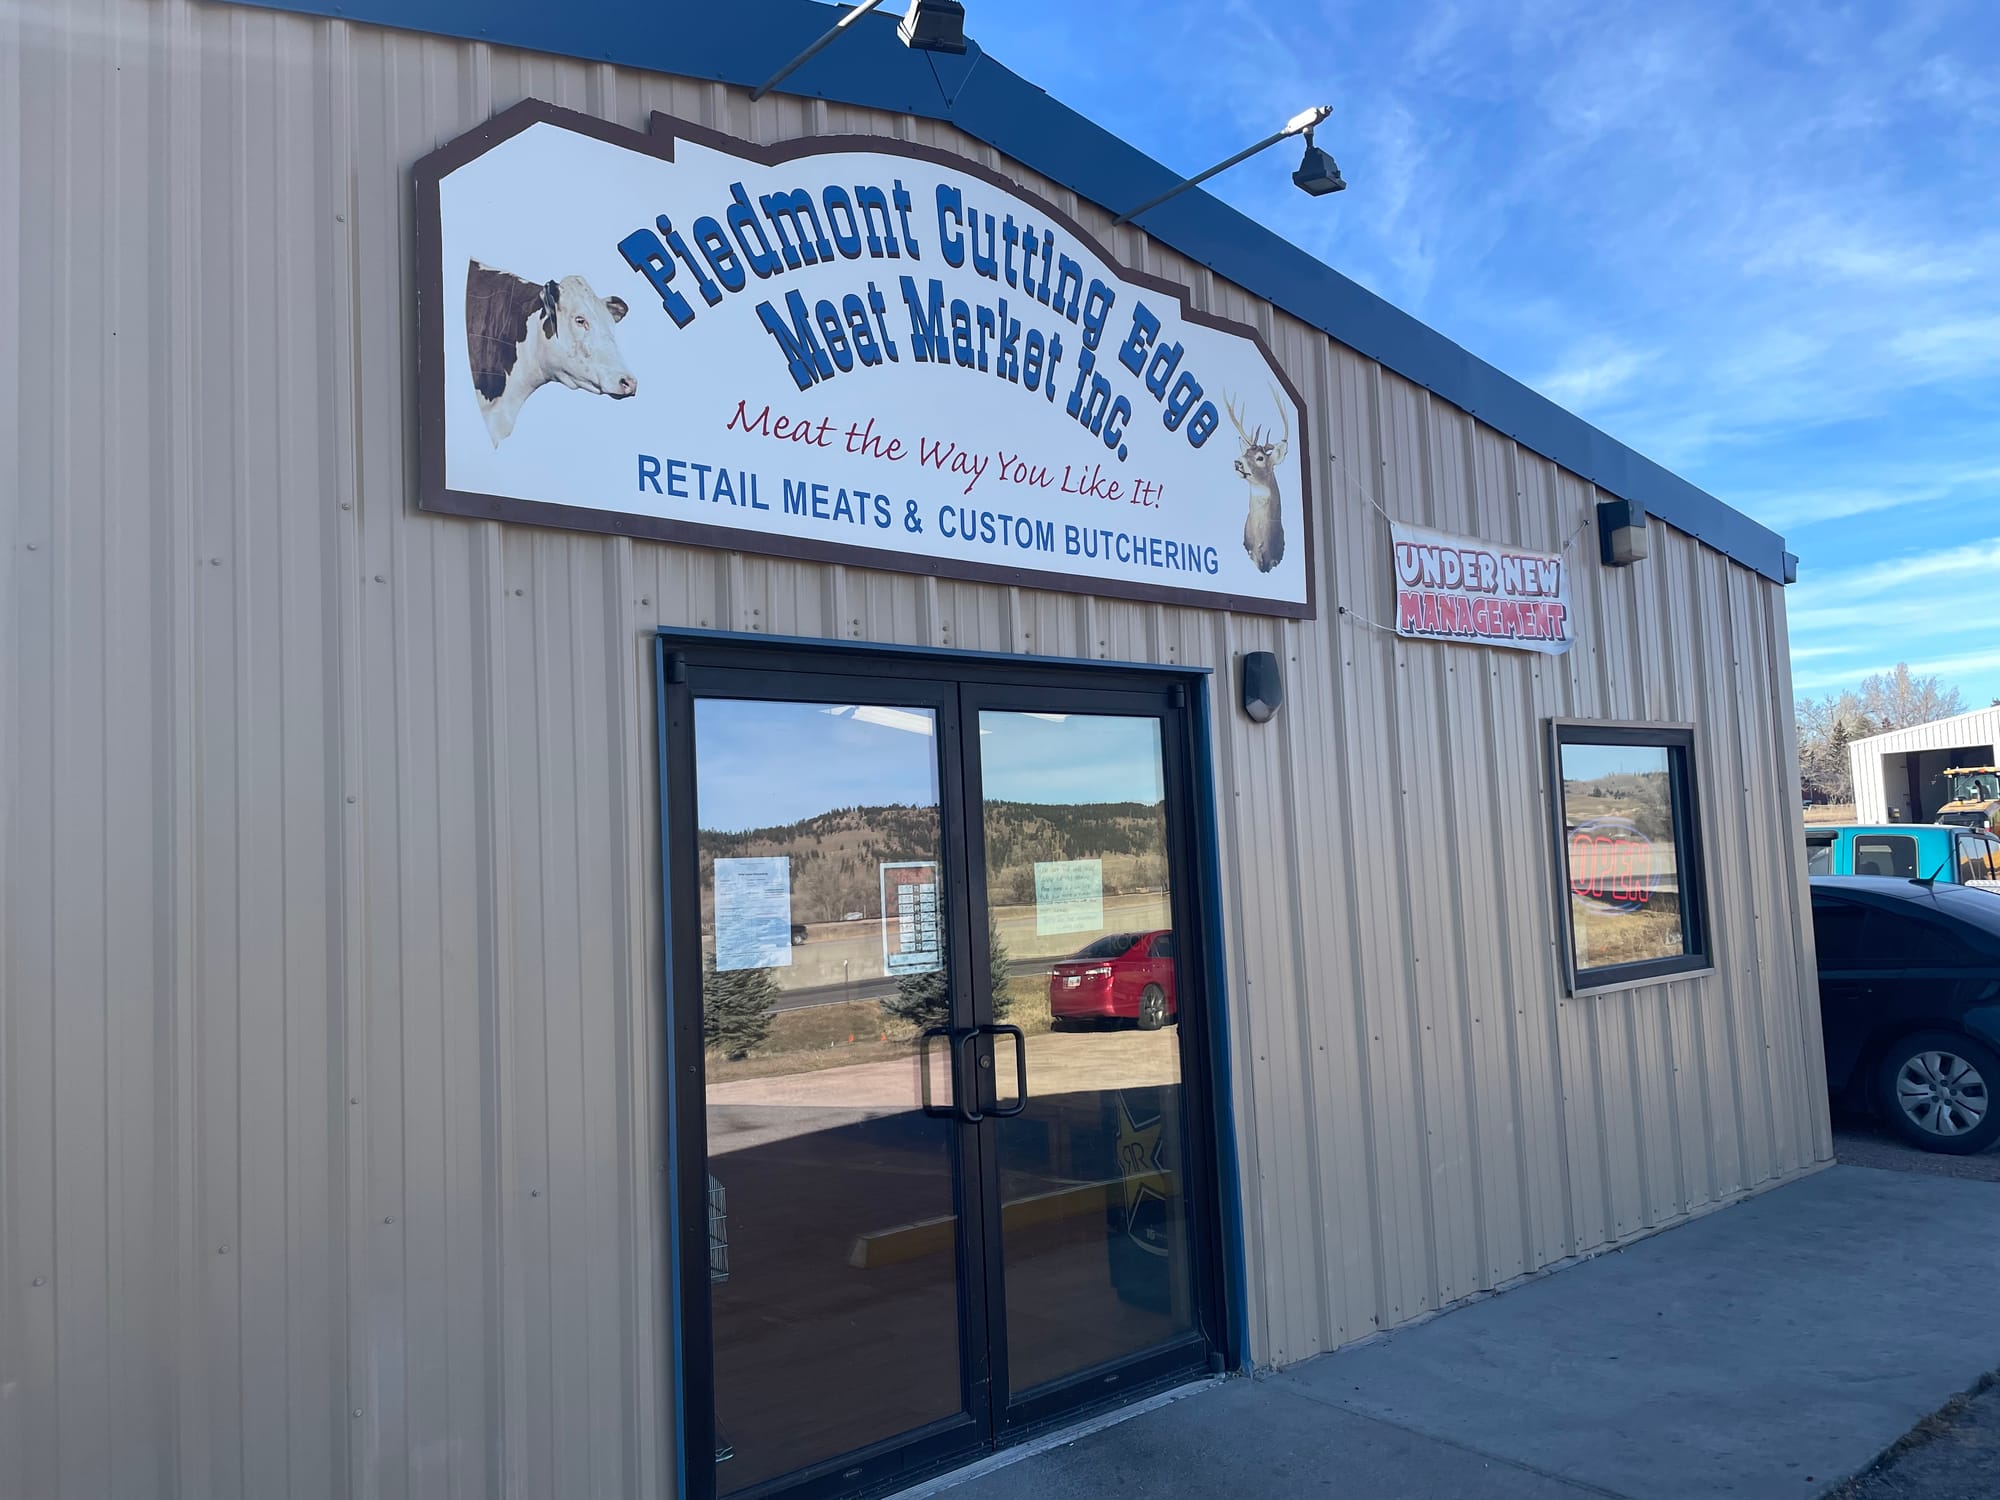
0, 2, 1830, 1497
1850, 708, 2000, 822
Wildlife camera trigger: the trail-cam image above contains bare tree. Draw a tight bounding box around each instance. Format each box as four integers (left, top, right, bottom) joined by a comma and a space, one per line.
1796, 691, 1875, 805
1857, 664, 1964, 732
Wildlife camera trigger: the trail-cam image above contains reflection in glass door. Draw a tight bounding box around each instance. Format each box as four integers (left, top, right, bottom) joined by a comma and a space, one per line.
692, 696, 970, 1494
666, 649, 1220, 1500
973, 711, 1197, 1399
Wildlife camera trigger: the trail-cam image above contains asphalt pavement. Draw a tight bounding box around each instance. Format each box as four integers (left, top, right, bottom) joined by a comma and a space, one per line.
1832, 1112, 2000, 1182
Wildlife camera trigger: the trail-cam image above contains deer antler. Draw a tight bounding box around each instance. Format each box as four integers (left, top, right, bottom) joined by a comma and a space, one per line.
1223, 392, 1250, 444
1267, 382, 1291, 462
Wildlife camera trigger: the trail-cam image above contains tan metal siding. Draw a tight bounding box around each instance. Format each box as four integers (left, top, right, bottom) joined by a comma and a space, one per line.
2, 3, 1828, 1496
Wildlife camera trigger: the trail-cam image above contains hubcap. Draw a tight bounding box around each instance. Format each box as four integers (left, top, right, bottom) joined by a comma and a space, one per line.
1895, 1050, 1990, 1137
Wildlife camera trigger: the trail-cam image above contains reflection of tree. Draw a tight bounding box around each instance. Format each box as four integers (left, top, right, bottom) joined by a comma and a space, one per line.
703, 951, 777, 1060
1564, 772, 1674, 843
698, 800, 1173, 929
880, 914, 1013, 1030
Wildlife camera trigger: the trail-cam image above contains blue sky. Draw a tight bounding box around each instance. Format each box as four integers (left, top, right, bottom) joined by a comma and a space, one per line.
963, 0, 2000, 704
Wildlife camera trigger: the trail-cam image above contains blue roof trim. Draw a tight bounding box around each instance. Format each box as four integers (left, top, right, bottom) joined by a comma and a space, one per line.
226, 0, 1791, 584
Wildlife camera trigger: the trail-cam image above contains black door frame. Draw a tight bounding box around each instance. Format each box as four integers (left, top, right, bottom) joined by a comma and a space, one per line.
654, 629, 1239, 1500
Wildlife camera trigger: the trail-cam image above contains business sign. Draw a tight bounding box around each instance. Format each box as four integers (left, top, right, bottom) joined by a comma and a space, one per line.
1390, 521, 1572, 655
414, 101, 1314, 617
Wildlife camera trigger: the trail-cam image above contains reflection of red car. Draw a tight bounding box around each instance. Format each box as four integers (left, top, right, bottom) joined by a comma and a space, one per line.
1047, 931, 1177, 1030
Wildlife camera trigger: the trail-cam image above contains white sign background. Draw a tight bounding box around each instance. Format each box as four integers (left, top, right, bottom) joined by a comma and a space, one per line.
712, 856, 793, 973
1034, 858, 1106, 937
420, 104, 1312, 616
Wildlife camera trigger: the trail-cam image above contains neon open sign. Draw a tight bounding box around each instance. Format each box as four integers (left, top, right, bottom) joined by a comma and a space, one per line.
1567, 819, 1657, 912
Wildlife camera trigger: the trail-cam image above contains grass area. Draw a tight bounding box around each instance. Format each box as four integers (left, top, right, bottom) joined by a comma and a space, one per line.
1572, 899, 1686, 970
1804, 803, 1857, 825
704, 979, 1053, 1084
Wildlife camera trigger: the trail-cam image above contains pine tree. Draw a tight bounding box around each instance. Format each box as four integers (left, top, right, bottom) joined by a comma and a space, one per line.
881, 914, 1013, 1031
703, 950, 777, 1060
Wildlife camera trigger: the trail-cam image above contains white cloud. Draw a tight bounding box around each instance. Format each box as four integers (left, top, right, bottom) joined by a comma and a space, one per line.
1737, 462, 2000, 531
1534, 344, 1653, 410
1791, 537, 2000, 606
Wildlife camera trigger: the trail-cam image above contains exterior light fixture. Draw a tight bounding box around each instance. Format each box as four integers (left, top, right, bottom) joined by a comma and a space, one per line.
753, 0, 968, 103
1292, 128, 1346, 197
898, 0, 967, 53
1597, 498, 1650, 567
1240, 650, 1284, 724
1112, 104, 1338, 227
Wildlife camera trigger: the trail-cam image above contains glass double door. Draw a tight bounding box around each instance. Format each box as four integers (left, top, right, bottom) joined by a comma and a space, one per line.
662, 651, 1218, 1500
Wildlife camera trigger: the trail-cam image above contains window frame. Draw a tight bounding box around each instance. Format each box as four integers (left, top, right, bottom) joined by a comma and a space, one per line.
1547, 720, 1714, 995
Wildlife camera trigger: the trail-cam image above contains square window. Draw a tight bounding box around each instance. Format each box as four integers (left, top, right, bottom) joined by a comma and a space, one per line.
1550, 722, 1710, 991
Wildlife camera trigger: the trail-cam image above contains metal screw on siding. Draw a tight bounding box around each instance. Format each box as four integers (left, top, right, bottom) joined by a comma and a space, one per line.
346, 796, 356, 804
219, 1244, 230, 1254
32, 1277, 45, 1286
515, 589, 525, 596
384, 1216, 395, 1224
341, 501, 352, 510
354, 1409, 363, 1420
24, 543, 36, 551
640, 598, 651, 607
210, 558, 222, 566
374, 575, 386, 583
530, 1188, 541, 1197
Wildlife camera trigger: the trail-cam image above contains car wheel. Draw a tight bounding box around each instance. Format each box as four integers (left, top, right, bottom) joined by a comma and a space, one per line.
1877, 1031, 2000, 1155
1137, 984, 1169, 1031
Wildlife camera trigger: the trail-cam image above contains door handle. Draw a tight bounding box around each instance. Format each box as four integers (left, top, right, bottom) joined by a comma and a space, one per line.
953, 1028, 985, 1123
917, 1026, 956, 1120
981, 1024, 1029, 1118
926, 1025, 1027, 1122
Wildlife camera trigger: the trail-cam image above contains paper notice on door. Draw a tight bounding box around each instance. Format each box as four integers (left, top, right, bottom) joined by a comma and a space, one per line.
1034, 858, 1104, 936
880, 860, 943, 974
714, 856, 794, 972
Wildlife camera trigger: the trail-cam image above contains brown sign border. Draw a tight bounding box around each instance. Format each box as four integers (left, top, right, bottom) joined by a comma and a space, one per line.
412, 98, 1317, 620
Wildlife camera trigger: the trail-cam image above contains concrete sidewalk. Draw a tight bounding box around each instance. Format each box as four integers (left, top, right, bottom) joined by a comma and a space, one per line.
919, 1165, 2000, 1499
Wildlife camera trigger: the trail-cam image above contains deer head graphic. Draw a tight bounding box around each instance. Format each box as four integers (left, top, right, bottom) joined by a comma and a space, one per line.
1226, 385, 1291, 574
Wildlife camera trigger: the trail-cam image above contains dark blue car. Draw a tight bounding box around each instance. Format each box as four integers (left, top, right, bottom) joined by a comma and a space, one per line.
1811, 876, 2000, 1154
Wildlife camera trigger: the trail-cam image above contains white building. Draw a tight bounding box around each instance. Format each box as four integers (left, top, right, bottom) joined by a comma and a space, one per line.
1850, 707, 2000, 822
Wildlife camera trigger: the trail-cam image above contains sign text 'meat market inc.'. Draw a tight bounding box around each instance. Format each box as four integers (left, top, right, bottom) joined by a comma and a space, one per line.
415, 102, 1314, 617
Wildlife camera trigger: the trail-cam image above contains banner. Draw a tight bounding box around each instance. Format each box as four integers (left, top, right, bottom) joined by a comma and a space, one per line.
415, 101, 1314, 617
1389, 522, 1572, 655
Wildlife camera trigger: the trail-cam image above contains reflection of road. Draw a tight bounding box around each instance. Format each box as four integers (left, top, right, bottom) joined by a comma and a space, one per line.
769, 892, 1173, 1011
775, 956, 1049, 1011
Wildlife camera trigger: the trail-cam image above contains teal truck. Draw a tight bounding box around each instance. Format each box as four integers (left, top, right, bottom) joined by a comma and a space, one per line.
1805, 823, 2000, 885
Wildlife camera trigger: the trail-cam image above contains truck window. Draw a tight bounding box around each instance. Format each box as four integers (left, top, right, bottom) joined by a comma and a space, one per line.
1852, 835, 1917, 879
1805, 832, 1836, 876
1960, 836, 1992, 884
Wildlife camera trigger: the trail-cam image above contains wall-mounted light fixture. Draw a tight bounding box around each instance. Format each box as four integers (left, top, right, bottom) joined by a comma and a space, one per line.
1292, 127, 1346, 196
1597, 498, 1650, 567
898, 0, 967, 53
752, 0, 967, 103
1112, 105, 1340, 227
1240, 651, 1284, 724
